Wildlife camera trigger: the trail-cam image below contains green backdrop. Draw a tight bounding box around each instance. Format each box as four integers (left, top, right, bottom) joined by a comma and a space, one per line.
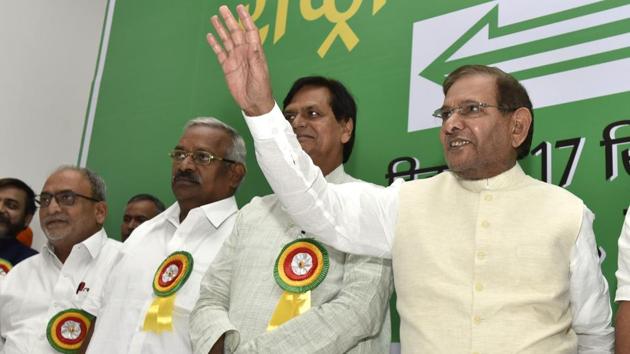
85, 0, 630, 341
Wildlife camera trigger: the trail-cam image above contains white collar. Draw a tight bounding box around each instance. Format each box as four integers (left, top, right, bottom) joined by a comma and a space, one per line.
43, 228, 108, 264
324, 164, 348, 184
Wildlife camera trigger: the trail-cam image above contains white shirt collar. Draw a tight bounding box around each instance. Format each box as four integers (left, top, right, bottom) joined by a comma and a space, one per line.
43, 228, 108, 263
160, 196, 239, 229
197, 196, 238, 228
324, 164, 347, 184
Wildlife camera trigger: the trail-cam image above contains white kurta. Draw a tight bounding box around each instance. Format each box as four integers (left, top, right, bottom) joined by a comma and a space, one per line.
86, 197, 237, 354
0, 229, 121, 353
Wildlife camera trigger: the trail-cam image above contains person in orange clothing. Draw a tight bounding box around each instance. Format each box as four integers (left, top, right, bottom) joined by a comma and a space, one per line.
16, 227, 33, 247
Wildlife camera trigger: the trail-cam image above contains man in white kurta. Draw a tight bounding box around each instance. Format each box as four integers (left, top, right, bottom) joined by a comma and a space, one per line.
86, 118, 247, 353
0, 167, 121, 353
190, 77, 392, 353
205, 6, 614, 353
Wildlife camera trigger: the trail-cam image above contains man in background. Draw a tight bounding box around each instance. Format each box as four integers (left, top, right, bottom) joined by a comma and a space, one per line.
120, 193, 165, 241
0, 177, 38, 272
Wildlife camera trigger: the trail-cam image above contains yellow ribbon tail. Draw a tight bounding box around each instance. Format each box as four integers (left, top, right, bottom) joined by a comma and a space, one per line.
266, 291, 311, 331
143, 295, 176, 332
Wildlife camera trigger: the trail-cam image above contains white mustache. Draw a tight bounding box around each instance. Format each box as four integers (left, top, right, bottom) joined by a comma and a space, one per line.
43, 214, 69, 225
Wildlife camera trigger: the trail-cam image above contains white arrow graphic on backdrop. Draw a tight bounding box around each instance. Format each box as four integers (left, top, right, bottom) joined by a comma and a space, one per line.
407, 0, 630, 132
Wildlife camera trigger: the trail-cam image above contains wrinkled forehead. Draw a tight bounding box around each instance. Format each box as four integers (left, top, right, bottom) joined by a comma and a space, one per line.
177, 125, 231, 153
42, 170, 91, 195
443, 74, 498, 106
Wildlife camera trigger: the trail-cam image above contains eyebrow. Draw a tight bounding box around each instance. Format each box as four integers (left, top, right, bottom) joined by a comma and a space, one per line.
284, 103, 321, 111
174, 145, 212, 151
0, 197, 20, 204
40, 189, 75, 195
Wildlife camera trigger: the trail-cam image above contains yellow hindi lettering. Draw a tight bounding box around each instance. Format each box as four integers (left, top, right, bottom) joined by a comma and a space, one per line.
300, 0, 362, 58
245, 0, 270, 43
245, 0, 289, 44
274, 0, 289, 43
244, 0, 387, 58
373, 0, 386, 15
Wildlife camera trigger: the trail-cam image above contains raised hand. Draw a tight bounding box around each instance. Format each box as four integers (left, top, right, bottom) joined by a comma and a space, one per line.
207, 4, 275, 116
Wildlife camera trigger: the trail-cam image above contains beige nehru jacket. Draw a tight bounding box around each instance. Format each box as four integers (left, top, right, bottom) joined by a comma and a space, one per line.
393, 166, 582, 353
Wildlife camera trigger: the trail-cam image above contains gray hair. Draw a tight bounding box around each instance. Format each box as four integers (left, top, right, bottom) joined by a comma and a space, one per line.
185, 117, 246, 165
53, 166, 107, 202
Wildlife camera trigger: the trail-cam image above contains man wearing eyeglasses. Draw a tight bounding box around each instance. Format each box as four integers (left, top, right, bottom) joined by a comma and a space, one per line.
86, 118, 246, 354
190, 76, 392, 353
205, 5, 614, 353
0, 167, 121, 353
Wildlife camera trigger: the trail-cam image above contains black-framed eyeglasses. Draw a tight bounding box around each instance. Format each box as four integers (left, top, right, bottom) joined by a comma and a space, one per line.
36, 190, 102, 208
432, 102, 513, 121
168, 149, 236, 166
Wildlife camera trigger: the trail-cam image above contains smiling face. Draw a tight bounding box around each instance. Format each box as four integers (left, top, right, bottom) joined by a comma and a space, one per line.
39, 169, 106, 248
283, 86, 353, 176
439, 74, 520, 180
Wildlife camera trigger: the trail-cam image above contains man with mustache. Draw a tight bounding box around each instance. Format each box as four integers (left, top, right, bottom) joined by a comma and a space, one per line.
0, 178, 38, 273
0, 167, 121, 353
120, 194, 165, 242
190, 77, 392, 353
206, 5, 614, 353
86, 118, 246, 354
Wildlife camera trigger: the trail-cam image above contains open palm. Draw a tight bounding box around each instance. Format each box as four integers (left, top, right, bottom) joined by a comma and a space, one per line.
207, 5, 275, 116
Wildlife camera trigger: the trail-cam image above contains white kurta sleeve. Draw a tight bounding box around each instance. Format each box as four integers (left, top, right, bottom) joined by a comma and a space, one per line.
615, 208, 630, 301
244, 104, 400, 258
569, 207, 614, 353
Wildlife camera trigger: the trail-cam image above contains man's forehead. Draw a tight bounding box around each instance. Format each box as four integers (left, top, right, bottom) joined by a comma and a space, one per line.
178, 126, 228, 151
126, 200, 156, 213
443, 74, 497, 105
0, 187, 27, 202
42, 170, 90, 193
286, 86, 332, 109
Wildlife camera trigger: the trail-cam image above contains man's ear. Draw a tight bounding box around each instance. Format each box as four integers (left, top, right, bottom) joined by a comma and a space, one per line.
340, 118, 354, 144
510, 107, 532, 150
94, 202, 108, 226
229, 163, 246, 189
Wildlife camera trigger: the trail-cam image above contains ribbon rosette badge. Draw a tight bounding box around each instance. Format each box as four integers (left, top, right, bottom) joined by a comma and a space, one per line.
0, 258, 12, 275
46, 309, 94, 353
268, 238, 329, 331
143, 251, 193, 332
